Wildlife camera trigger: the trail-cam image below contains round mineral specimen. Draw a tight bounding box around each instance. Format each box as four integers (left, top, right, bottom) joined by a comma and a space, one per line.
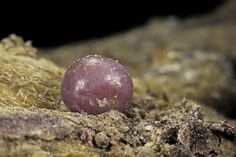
61, 54, 133, 115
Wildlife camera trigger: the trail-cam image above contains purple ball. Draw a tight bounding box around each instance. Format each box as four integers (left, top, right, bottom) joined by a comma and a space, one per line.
61, 55, 133, 115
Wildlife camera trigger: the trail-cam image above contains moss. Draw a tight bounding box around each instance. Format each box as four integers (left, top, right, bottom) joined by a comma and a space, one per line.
0, 34, 66, 111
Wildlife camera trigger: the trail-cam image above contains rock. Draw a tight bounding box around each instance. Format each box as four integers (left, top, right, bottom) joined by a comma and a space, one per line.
0, 0, 236, 156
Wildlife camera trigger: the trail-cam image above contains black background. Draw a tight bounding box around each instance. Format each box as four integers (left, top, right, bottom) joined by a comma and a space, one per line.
0, 0, 226, 47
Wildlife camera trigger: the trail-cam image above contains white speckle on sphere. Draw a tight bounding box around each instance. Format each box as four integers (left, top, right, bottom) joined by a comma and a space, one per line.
105, 74, 122, 87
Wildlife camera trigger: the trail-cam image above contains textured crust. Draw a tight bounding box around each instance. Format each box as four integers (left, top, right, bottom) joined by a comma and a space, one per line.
0, 99, 235, 156
0, 1, 236, 156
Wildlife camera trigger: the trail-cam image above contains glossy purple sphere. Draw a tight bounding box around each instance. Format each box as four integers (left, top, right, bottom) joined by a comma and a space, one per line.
61, 55, 133, 115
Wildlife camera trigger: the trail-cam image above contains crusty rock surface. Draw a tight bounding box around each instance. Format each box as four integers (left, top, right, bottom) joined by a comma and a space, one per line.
0, 97, 236, 156
0, 0, 236, 156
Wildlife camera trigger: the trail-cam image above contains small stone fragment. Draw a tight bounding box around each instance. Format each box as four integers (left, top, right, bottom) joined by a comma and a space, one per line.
95, 132, 110, 148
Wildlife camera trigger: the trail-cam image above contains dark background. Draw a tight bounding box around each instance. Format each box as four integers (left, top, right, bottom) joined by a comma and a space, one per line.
0, 0, 226, 48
